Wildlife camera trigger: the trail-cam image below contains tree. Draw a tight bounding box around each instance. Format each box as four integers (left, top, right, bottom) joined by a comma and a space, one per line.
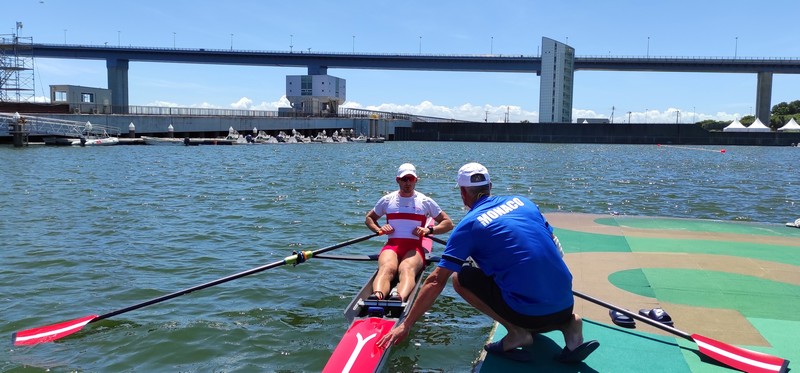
788, 100, 800, 114
772, 102, 790, 115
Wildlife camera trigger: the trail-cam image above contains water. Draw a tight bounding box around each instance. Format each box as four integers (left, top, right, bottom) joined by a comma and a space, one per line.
1, 142, 797, 372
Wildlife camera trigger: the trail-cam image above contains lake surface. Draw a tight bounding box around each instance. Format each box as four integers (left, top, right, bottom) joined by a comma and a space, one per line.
1, 142, 797, 372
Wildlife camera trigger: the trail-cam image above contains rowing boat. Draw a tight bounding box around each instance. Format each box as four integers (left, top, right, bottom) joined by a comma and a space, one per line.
323, 219, 435, 373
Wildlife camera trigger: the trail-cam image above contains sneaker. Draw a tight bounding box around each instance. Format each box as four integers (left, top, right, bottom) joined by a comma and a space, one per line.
367, 291, 384, 300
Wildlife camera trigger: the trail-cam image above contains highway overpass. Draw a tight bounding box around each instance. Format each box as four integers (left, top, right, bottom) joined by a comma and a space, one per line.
4, 43, 800, 124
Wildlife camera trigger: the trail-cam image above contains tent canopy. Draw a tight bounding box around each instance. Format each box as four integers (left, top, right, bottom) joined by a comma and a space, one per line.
723, 119, 748, 132
747, 118, 770, 132
778, 118, 800, 132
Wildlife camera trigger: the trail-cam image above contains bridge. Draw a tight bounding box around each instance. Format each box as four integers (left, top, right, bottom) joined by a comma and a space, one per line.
4, 43, 800, 124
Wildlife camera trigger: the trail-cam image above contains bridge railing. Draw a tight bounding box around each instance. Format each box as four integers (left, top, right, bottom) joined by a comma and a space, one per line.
123, 105, 281, 117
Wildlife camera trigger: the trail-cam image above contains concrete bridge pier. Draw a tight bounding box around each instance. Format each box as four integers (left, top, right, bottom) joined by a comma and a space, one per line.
756, 72, 772, 126
107, 58, 129, 112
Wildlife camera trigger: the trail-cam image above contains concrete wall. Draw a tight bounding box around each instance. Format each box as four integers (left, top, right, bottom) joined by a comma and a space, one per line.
395, 122, 800, 146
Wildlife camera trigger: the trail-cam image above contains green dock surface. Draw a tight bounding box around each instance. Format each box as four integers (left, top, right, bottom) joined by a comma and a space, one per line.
476, 213, 800, 372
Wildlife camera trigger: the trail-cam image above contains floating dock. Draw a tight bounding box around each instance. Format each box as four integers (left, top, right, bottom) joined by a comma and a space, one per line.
476, 213, 800, 372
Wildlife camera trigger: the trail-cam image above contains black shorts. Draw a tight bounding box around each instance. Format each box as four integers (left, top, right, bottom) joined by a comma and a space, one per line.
457, 265, 573, 330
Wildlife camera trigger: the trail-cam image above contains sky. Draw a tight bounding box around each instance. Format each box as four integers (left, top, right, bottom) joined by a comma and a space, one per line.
5, 0, 800, 123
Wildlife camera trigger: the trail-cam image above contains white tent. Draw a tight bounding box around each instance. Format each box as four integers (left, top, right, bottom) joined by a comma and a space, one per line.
778, 118, 800, 132
723, 119, 748, 132
747, 118, 770, 132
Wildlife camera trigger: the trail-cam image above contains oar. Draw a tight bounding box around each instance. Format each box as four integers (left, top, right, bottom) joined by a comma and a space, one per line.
428, 236, 447, 246
428, 235, 790, 372
315, 253, 442, 263
573, 291, 789, 373
12, 233, 380, 346
315, 253, 380, 261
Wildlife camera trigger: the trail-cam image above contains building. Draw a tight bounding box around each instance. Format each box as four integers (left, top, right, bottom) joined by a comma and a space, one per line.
50, 84, 112, 114
538, 37, 575, 123
285, 75, 346, 116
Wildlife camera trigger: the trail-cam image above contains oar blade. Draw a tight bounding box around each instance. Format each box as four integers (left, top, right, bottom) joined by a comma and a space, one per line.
692, 334, 789, 373
12, 314, 98, 346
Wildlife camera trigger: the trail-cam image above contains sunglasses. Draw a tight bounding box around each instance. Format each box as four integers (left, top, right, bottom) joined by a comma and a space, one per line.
398, 176, 417, 182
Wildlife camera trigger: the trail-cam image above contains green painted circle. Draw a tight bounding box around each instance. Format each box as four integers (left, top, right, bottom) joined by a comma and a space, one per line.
609, 268, 800, 321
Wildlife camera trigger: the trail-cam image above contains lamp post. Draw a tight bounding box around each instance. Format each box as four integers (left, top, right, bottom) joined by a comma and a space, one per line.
647, 36, 650, 57
290, 34, 293, 52
117, 30, 120, 46
490, 36, 493, 54
173, 32, 176, 48
230, 33, 233, 50
645, 109, 648, 124
627, 111, 632, 124
418, 36, 422, 54
352, 35, 355, 53
63, 29, 67, 44
735, 36, 738, 58
611, 106, 615, 124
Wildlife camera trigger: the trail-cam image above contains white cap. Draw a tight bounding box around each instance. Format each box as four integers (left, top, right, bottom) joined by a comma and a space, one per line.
396, 163, 417, 178
456, 162, 490, 187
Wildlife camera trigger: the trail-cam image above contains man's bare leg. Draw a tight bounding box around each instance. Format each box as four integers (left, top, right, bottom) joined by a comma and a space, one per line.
373, 250, 399, 299
394, 250, 424, 300
452, 273, 532, 350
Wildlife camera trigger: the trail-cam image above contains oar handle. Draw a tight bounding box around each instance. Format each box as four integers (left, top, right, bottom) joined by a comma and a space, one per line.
572, 290, 693, 341
428, 235, 447, 246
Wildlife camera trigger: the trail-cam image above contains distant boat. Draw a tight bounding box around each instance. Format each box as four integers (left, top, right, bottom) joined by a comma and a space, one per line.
141, 136, 186, 146
70, 134, 119, 146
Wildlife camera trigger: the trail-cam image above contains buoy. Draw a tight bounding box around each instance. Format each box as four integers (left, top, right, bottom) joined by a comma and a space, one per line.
720, 149, 726, 153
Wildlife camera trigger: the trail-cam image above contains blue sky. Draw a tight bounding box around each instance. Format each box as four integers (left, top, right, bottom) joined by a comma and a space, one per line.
6, 0, 800, 123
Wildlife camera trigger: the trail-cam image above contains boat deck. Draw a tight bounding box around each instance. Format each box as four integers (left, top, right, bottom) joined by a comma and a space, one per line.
476, 213, 800, 372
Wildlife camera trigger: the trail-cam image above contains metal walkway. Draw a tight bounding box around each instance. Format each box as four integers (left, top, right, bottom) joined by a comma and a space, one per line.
0, 112, 120, 140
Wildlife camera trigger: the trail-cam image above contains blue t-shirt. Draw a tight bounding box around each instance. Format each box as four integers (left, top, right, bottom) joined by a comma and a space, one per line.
438, 195, 573, 316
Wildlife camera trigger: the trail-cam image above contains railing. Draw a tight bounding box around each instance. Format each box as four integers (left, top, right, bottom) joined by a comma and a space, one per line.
123, 105, 281, 117
99, 106, 464, 122
8, 42, 800, 61
0, 112, 120, 137
339, 107, 466, 123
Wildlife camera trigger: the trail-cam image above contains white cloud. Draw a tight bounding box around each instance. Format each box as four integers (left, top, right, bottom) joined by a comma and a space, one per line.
246, 96, 292, 111
143, 95, 746, 124
231, 97, 253, 109
605, 108, 745, 124
343, 100, 539, 122
27, 95, 50, 103
146, 100, 180, 107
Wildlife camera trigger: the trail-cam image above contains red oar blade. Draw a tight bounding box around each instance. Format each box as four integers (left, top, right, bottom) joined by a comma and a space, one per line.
692, 334, 789, 373
12, 315, 98, 346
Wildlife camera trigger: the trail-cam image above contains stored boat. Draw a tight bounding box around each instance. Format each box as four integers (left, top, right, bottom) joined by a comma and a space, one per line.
323, 219, 435, 373
141, 136, 186, 146
70, 134, 119, 146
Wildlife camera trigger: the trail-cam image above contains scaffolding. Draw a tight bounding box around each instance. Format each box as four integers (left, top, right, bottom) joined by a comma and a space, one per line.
0, 27, 35, 102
